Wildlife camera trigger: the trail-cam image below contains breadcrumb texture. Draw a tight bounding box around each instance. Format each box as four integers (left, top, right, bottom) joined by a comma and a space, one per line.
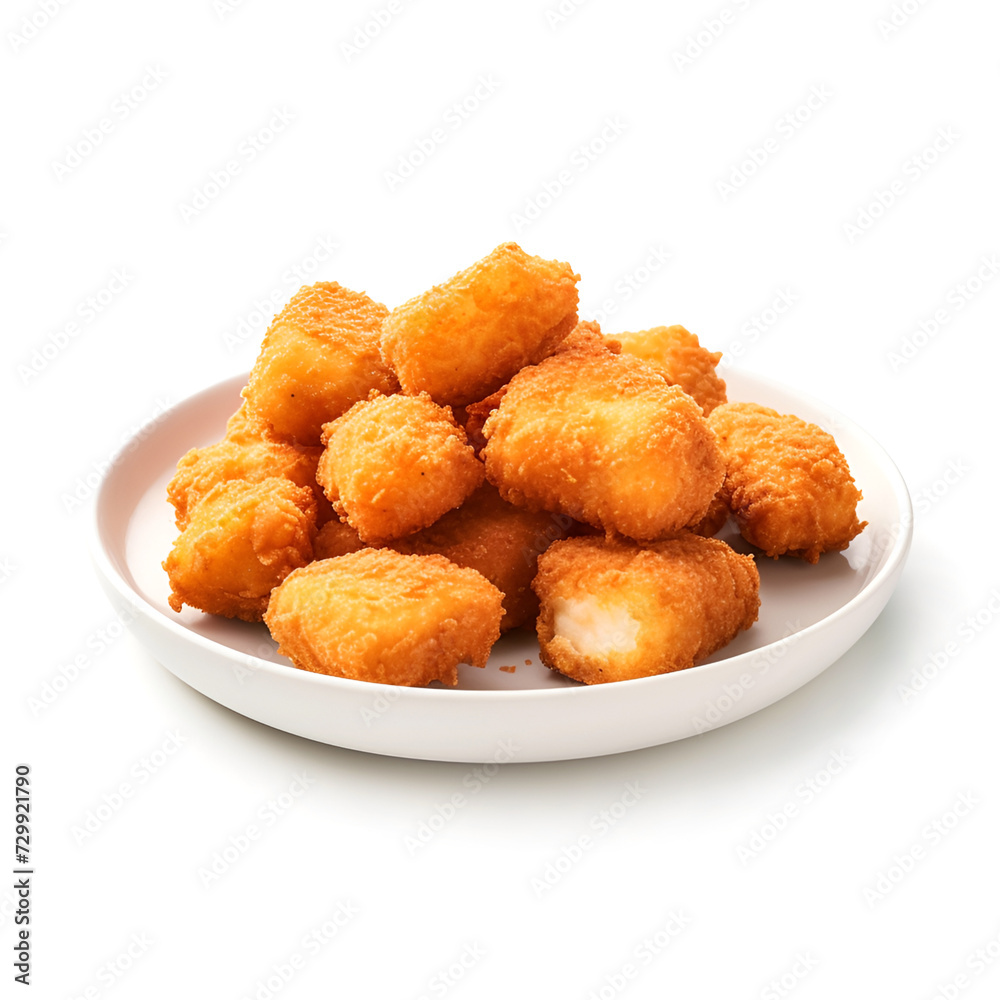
534, 535, 760, 684
709, 402, 867, 563
391, 483, 577, 630
164, 477, 317, 621
482, 334, 725, 540
317, 391, 484, 545
264, 549, 503, 686
615, 325, 727, 415
313, 519, 366, 560
379, 242, 580, 406
244, 282, 397, 446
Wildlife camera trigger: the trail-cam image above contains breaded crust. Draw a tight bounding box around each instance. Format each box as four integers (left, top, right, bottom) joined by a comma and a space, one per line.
164, 477, 317, 621
709, 402, 866, 563
481, 333, 725, 540
244, 282, 397, 446
379, 242, 580, 406
615, 325, 727, 415
264, 549, 504, 686
390, 483, 578, 630
533, 535, 760, 684
317, 391, 484, 545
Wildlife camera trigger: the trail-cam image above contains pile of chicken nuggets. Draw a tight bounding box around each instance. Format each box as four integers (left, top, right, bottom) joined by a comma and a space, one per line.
163, 242, 867, 687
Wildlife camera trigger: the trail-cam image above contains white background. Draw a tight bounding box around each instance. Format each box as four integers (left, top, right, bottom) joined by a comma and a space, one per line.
4, 0, 1000, 996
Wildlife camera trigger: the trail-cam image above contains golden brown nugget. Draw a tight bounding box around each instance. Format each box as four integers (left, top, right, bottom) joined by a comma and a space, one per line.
533, 535, 760, 684
685, 491, 730, 538
264, 550, 503, 687
223, 401, 276, 444
709, 402, 866, 563
481, 335, 725, 540
317, 391, 484, 545
379, 242, 580, 406
313, 519, 366, 560
164, 478, 316, 622
391, 483, 577, 631
614, 325, 727, 415
166, 437, 322, 530
244, 282, 397, 446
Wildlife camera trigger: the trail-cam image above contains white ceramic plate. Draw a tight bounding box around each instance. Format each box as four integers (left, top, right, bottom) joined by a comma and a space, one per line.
91, 371, 912, 763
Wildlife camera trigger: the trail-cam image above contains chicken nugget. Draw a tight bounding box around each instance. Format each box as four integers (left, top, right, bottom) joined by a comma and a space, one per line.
264, 549, 503, 687
390, 483, 578, 630
164, 477, 316, 621
379, 242, 580, 406
313, 519, 366, 560
317, 391, 484, 545
534, 535, 760, 684
685, 491, 730, 538
709, 402, 866, 562
244, 282, 397, 446
614, 324, 727, 415
166, 437, 323, 530
482, 333, 725, 540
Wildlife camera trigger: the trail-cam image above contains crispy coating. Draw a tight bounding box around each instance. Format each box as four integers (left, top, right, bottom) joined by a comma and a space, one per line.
390, 483, 577, 631
264, 549, 503, 686
459, 387, 507, 458
317, 391, 484, 545
313, 519, 366, 560
224, 401, 277, 444
379, 242, 580, 406
481, 334, 725, 540
685, 491, 730, 538
164, 478, 316, 621
166, 437, 322, 530
709, 402, 866, 563
614, 325, 727, 415
533, 535, 760, 684
244, 282, 398, 446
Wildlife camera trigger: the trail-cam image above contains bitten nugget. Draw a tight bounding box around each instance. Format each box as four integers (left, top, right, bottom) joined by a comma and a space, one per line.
482, 333, 725, 540
244, 282, 397, 446
614, 325, 727, 415
533, 535, 760, 684
317, 391, 484, 545
164, 478, 316, 621
391, 483, 577, 630
264, 550, 503, 686
379, 242, 580, 406
709, 402, 866, 562
166, 437, 322, 529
